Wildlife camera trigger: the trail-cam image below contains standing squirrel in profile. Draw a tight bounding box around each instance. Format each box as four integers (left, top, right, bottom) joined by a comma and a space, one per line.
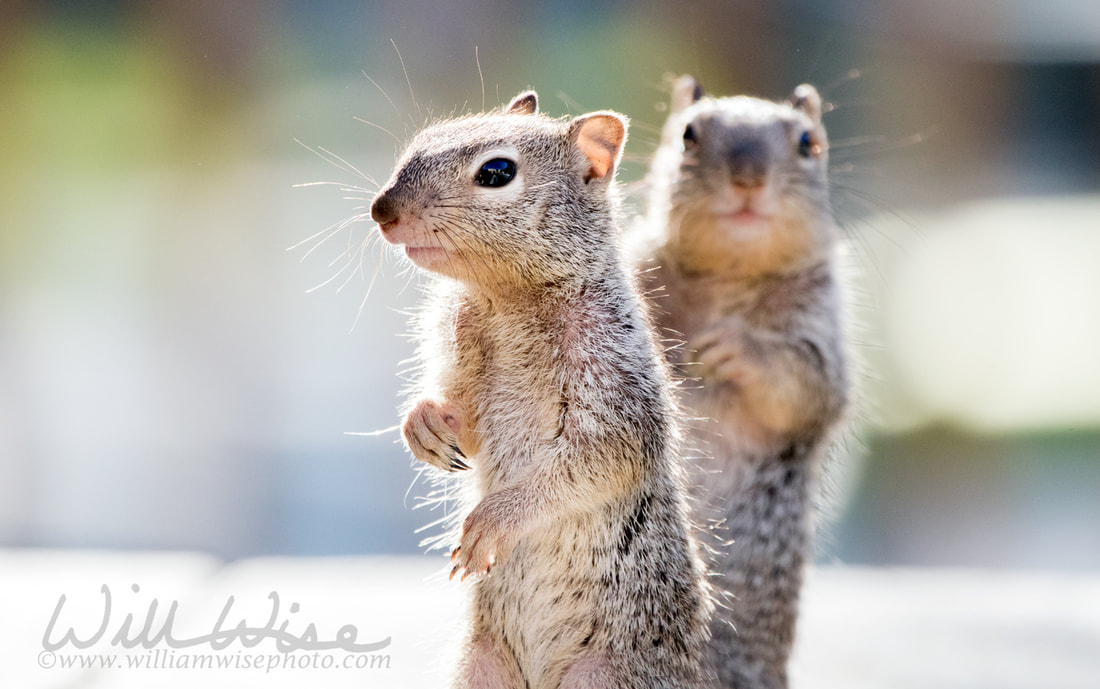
631, 76, 851, 689
371, 91, 712, 689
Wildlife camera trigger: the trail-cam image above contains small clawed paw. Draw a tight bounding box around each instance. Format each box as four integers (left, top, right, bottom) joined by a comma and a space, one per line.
692, 320, 757, 385
402, 400, 469, 472
449, 505, 506, 581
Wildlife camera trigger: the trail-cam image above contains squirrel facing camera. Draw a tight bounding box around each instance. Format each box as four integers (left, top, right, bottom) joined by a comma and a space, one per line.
634, 77, 850, 689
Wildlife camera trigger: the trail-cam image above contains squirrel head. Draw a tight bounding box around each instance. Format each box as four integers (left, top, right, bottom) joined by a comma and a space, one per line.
371, 91, 629, 291
656, 76, 835, 274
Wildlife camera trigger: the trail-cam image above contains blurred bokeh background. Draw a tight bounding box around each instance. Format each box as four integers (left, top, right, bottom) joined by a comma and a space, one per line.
1, 0, 1098, 568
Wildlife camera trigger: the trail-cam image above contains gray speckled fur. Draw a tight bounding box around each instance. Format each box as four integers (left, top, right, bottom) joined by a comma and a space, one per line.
373, 94, 712, 689
631, 78, 851, 689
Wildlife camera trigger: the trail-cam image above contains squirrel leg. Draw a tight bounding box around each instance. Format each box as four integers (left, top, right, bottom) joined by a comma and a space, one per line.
455, 637, 521, 689
402, 398, 470, 472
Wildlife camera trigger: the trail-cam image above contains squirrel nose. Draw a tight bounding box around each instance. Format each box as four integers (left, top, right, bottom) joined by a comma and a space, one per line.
728, 141, 768, 190
370, 192, 399, 227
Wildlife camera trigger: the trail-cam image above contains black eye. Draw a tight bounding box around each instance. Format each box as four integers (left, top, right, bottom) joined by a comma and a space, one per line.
683, 124, 697, 147
475, 158, 516, 187
798, 131, 815, 158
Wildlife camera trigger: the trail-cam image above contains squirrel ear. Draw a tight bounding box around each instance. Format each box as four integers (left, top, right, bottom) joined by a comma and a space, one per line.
506, 91, 539, 115
789, 84, 823, 124
568, 112, 627, 182
670, 74, 704, 113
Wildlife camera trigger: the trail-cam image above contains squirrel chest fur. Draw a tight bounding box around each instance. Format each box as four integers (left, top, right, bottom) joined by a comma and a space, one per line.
372, 91, 710, 689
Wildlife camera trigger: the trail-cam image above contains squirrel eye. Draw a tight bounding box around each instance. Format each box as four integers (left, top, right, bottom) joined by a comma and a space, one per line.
798, 131, 816, 158
683, 124, 697, 147
475, 158, 517, 187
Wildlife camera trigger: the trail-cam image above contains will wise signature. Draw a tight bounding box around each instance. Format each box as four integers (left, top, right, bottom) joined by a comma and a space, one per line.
42, 584, 391, 653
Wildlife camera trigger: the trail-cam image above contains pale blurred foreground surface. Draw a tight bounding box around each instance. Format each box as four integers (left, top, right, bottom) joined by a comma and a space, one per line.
3, 550, 1098, 689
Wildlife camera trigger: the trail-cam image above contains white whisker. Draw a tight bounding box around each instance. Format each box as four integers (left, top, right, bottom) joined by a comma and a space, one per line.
354, 116, 402, 145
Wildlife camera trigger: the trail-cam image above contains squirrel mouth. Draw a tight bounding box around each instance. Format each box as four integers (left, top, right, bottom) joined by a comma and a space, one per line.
404, 245, 448, 264
719, 208, 769, 223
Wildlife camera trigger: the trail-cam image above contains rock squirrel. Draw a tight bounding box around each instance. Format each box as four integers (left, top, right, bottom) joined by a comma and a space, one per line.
371, 91, 712, 689
630, 76, 851, 689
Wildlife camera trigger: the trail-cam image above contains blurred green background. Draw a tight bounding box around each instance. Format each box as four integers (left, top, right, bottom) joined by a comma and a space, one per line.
1, 1, 1097, 567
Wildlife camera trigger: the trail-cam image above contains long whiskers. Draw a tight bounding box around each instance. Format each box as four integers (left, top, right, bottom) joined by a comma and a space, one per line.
293, 138, 379, 187
289, 211, 368, 260
475, 46, 486, 112
362, 70, 403, 124
349, 245, 384, 333
433, 215, 497, 281
390, 39, 421, 125
305, 228, 371, 293
821, 67, 865, 96
353, 116, 402, 145
287, 213, 358, 254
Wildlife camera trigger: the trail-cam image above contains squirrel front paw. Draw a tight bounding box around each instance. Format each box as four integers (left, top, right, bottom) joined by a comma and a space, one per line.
450, 492, 521, 581
402, 399, 470, 472
691, 316, 764, 386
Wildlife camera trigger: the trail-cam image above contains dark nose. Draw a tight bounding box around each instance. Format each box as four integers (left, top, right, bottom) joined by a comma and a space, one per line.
370, 192, 399, 226
728, 141, 767, 190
